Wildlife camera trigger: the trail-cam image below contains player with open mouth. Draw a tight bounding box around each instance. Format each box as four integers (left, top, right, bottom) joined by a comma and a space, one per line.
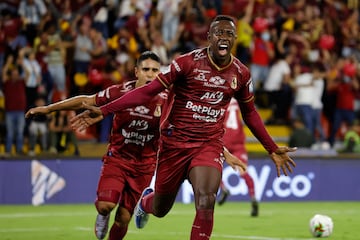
71, 15, 297, 240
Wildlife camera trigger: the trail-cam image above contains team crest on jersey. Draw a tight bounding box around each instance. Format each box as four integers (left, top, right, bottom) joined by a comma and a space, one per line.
231, 76, 237, 89
154, 104, 162, 117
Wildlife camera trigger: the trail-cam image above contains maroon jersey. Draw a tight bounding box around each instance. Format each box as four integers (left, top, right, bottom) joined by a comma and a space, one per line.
223, 98, 246, 147
96, 80, 167, 166
158, 48, 253, 148
3, 78, 27, 111
223, 98, 248, 163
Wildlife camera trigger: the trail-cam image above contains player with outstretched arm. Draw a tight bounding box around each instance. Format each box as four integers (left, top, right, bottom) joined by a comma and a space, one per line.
26, 52, 166, 240
26, 51, 246, 240
71, 15, 297, 240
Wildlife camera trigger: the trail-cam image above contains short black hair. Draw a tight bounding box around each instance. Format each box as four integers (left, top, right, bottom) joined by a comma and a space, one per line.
211, 15, 235, 25
137, 51, 160, 66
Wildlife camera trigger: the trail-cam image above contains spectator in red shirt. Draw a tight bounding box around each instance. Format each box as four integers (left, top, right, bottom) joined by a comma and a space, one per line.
2, 9, 28, 52
327, 58, 359, 147
250, 19, 275, 90
2, 54, 26, 156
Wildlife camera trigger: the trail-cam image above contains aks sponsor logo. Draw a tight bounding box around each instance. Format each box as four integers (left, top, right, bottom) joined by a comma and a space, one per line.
200, 91, 224, 104
31, 160, 66, 206
128, 119, 149, 130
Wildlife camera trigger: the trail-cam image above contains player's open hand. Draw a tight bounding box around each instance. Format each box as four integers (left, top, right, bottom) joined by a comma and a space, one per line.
70, 102, 104, 131
270, 146, 297, 177
25, 106, 50, 118
223, 148, 247, 173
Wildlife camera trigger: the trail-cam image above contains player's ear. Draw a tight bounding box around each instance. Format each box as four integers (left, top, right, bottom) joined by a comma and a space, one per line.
134, 67, 138, 77
207, 31, 211, 41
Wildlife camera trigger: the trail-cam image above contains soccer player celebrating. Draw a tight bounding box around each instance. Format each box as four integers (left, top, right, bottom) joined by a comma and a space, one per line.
218, 97, 258, 217
71, 15, 297, 240
26, 51, 245, 240
26, 51, 166, 240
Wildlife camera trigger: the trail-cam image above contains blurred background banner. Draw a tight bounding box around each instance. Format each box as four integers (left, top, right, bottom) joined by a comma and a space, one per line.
0, 158, 359, 205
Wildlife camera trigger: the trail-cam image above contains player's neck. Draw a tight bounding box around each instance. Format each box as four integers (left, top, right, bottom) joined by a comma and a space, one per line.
207, 47, 233, 70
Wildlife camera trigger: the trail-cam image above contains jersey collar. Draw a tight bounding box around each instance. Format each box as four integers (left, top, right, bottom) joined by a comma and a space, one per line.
207, 47, 234, 71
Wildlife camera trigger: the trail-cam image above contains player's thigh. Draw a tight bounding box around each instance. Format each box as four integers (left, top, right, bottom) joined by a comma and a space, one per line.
189, 166, 222, 194
97, 156, 127, 203
120, 173, 153, 215
153, 147, 191, 214
188, 143, 223, 206
155, 147, 192, 195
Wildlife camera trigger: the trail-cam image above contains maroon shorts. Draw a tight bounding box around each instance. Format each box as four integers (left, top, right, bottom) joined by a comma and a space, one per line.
155, 140, 224, 195
96, 155, 155, 214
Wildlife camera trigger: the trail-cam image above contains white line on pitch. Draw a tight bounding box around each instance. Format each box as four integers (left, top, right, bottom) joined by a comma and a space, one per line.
127, 230, 315, 240
0, 227, 314, 240
1, 208, 357, 219
0, 227, 62, 232
0, 212, 93, 218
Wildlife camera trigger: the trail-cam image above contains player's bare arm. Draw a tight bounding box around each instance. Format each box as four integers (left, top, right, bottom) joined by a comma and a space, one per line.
70, 102, 104, 131
71, 79, 166, 131
25, 95, 96, 118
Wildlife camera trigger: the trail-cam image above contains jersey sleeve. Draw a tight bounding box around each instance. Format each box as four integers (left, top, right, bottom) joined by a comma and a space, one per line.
100, 79, 166, 116
234, 66, 278, 154
234, 67, 254, 104
157, 54, 188, 88
95, 84, 130, 106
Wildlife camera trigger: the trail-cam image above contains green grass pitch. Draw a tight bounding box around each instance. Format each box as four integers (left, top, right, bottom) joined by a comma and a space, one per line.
0, 202, 358, 239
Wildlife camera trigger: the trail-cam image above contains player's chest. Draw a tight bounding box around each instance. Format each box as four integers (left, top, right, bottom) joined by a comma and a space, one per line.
176, 66, 239, 102
189, 63, 238, 90
115, 103, 163, 131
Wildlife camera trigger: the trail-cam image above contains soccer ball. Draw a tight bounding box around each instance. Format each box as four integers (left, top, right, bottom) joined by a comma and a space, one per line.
309, 214, 334, 238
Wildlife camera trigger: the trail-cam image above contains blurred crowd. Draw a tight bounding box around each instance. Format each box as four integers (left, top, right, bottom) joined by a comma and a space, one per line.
0, 0, 360, 156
